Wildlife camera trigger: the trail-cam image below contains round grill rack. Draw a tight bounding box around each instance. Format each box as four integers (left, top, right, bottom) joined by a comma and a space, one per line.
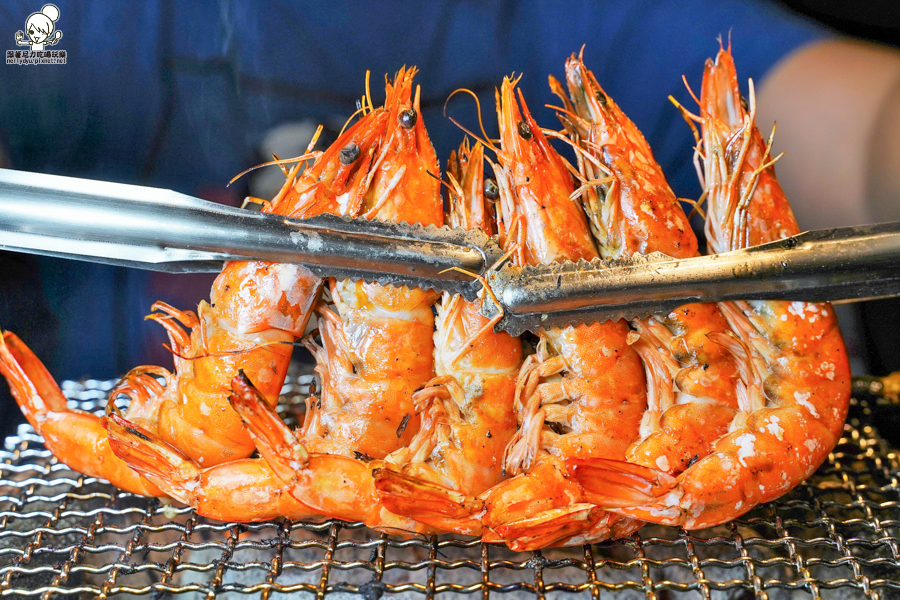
1, 376, 898, 599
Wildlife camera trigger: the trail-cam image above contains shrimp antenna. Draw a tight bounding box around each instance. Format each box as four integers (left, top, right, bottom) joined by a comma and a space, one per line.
537, 129, 590, 184
681, 190, 708, 221
558, 152, 588, 185
162, 339, 293, 361
541, 128, 607, 173
681, 75, 703, 110
438, 265, 508, 365
338, 106, 367, 137
716, 33, 731, 55
425, 169, 458, 199
228, 152, 319, 187
444, 88, 499, 154
754, 151, 785, 175
571, 177, 615, 202
758, 121, 780, 171
545, 104, 591, 131
365, 70, 375, 114
746, 78, 758, 121
270, 154, 288, 177
669, 95, 702, 146
266, 125, 325, 179
305, 124, 324, 155
444, 170, 468, 229
446, 114, 496, 156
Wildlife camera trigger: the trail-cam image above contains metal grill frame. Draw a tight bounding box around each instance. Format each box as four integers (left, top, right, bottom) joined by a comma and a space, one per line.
1, 376, 899, 599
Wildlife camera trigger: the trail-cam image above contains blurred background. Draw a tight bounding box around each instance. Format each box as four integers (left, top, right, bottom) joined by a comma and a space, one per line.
1, 0, 899, 439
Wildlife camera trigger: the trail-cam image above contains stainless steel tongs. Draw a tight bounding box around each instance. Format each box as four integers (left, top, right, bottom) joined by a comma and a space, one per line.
2, 168, 899, 335
0, 169, 505, 302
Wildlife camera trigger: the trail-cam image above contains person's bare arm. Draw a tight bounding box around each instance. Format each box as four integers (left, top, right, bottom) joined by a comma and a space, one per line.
757, 39, 900, 229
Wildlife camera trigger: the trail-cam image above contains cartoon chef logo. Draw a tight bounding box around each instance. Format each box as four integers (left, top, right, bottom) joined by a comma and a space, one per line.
16, 4, 62, 51
6, 4, 65, 65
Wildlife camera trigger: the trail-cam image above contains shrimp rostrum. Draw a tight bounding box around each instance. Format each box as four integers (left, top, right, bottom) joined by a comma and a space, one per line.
572, 44, 850, 529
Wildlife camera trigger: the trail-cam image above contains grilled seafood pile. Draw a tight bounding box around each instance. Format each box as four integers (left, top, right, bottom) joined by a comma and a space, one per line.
0, 44, 850, 548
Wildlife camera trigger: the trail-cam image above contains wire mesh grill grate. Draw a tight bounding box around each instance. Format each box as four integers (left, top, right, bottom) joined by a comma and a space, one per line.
1, 376, 899, 599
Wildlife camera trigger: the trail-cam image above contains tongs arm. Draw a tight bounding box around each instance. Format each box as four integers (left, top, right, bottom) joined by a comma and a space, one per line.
0, 169, 503, 301
484, 222, 900, 335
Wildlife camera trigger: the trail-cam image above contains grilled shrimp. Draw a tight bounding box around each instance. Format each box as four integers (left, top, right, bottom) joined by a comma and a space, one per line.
105, 374, 319, 522
552, 52, 742, 477
0, 331, 163, 496
2, 228, 320, 479
115, 260, 318, 468
6, 69, 402, 494
573, 45, 850, 529
470, 76, 646, 550
112, 110, 394, 469
372, 140, 522, 536
228, 68, 443, 532
85, 70, 395, 472
99, 85, 404, 510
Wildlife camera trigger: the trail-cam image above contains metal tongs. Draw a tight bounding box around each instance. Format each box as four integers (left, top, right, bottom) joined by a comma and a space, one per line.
2, 169, 899, 335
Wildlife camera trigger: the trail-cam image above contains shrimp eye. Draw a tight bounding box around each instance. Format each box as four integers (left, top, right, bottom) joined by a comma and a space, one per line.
517, 120, 532, 140
399, 108, 417, 129
594, 90, 608, 106
339, 142, 360, 165
739, 95, 749, 111
483, 177, 499, 200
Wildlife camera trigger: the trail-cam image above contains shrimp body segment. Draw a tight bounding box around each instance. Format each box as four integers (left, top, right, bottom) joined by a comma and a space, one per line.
573, 46, 850, 529
139, 264, 319, 468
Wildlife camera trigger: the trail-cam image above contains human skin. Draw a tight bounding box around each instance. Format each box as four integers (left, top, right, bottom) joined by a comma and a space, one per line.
757, 39, 900, 229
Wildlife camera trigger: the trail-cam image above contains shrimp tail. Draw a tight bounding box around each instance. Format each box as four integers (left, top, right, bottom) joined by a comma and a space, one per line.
0, 331, 164, 497
105, 413, 198, 505
0, 330, 68, 427
492, 504, 607, 552
227, 371, 309, 478
107, 408, 321, 522
373, 468, 484, 519
569, 458, 678, 510
372, 468, 485, 535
